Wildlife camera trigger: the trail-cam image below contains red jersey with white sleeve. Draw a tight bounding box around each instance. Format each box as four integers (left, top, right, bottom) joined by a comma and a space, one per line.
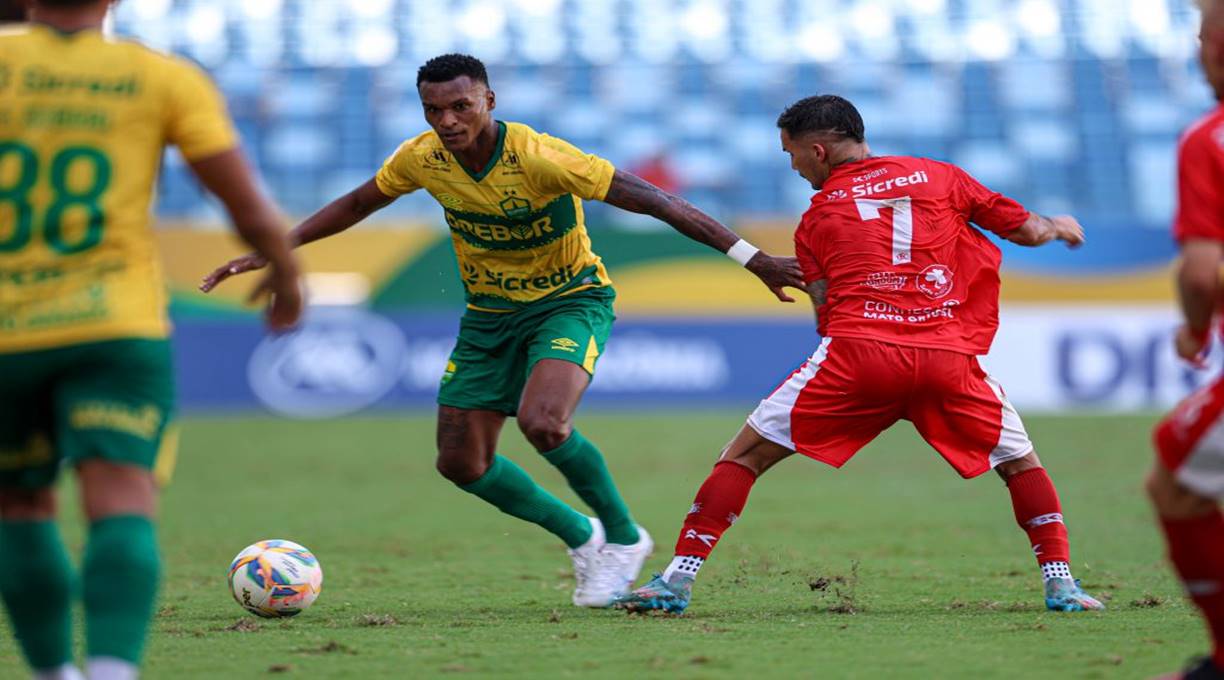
1173, 104, 1224, 245
794, 156, 1029, 355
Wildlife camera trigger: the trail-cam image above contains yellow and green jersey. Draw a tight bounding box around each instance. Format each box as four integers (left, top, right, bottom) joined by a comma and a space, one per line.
376, 121, 615, 312
0, 24, 238, 352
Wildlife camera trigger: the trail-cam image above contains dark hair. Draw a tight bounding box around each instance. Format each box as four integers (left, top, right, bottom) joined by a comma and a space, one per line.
32, 0, 104, 7
776, 95, 865, 143
0, 0, 26, 23
417, 53, 489, 88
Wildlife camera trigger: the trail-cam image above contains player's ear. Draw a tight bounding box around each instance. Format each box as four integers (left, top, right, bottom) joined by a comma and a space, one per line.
486, 88, 496, 112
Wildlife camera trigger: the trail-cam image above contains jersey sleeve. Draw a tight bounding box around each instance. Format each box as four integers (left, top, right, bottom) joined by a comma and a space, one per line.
1174, 127, 1224, 242
524, 133, 616, 201
794, 213, 824, 285
948, 164, 1030, 237
374, 138, 424, 197
163, 58, 239, 161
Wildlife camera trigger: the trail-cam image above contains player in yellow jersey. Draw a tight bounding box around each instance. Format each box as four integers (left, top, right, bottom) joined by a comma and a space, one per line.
0, 2, 303, 678
203, 53, 802, 608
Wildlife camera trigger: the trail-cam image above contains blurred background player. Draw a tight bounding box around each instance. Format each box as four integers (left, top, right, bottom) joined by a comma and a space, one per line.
616, 94, 1101, 615
1149, 1, 1224, 679
0, 1, 303, 678
202, 53, 802, 608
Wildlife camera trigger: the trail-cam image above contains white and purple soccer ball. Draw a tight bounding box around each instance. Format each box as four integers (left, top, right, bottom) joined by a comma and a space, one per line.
228, 539, 323, 618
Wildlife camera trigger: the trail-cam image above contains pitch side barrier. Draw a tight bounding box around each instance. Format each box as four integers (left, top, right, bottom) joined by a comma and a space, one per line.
170, 305, 1220, 418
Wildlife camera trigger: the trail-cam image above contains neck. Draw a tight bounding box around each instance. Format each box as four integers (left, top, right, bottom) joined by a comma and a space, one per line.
453, 119, 501, 174
828, 142, 870, 168
30, 3, 109, 33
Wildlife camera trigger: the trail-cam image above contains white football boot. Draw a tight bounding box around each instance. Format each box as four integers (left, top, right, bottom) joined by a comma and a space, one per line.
568, 517, 606, 607
584, 525, 654, 607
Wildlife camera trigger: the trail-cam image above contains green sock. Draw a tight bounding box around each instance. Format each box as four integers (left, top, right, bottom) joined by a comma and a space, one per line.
83, 515, 160, 664
0, 520, 75, 671
540, 430, 640, 545
459, 455, 593, 549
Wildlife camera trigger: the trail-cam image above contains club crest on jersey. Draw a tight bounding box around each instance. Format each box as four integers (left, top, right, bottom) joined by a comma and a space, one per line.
917, 264, 953, 299
499, 194, 532, 219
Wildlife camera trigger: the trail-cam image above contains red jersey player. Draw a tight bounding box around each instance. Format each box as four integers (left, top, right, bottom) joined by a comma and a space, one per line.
1149, 2, 1224, 679
615, 94, 1102, 615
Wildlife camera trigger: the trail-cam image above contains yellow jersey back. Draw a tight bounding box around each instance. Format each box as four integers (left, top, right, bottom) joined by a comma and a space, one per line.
0, 24, 237, 352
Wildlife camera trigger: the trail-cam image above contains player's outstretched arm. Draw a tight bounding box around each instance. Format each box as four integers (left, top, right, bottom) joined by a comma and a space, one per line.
188, 149, 304, 330
1174, 238, 1224, 364
1005, 213, 1085, 248
601, 170, 805, 302
200, 177, 394, 293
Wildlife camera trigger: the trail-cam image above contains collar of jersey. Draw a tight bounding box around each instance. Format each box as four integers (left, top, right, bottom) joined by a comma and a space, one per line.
31, 22, 101, 38
455, 121, 507, 183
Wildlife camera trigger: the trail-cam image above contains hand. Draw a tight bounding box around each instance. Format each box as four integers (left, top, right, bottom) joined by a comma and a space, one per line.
249, 264, 305, 332
199, 252, 268, 293
1175, 324, 1210, 368
745, 253, 805, 303
1051, 216, 1085, 248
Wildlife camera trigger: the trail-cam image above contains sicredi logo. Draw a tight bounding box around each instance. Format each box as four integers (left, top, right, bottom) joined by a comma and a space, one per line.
851, 170, 929, 198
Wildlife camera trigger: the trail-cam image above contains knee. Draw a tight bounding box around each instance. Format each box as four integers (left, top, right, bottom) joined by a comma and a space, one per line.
435, 452, 490, 486
995, 451, 1043, 481
1146, 465, 1215, 519
77, 461, 157, 521
0, 487, 55, 520
517, 411, 571, 452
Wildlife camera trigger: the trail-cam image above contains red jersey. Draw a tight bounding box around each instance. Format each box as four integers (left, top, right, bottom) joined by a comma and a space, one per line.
1174, 104, 1224, 244
794, 156, 1029, 355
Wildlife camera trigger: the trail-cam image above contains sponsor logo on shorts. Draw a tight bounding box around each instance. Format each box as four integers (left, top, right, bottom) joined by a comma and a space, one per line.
864, 272, 907, 292
0, 433, 53, 469
69, 402, 161, 439
550, 337, 579, 353
917, 264, 954, 299
441, 360, 457, 385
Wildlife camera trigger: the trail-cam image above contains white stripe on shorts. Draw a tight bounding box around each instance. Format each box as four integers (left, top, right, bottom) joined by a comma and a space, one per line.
1178, 414, 1224, 498
746, 337, 833, 451
983, 371, 1035, 468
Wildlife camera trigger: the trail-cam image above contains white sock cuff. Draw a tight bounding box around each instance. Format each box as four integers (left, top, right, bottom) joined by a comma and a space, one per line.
663, 555, 704, 581
1040, 561, 1072, 582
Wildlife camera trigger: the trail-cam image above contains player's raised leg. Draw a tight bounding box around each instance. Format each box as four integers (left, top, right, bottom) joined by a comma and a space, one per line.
436, 406, 604, 604
518, 359, 651, 606
615, 424, 791, 614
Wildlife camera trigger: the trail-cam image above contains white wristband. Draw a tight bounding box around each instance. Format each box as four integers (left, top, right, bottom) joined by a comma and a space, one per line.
726, 239, 760, 266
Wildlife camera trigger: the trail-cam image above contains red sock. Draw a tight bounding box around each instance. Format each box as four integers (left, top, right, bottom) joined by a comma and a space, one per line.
1160, 509, 1224, 668
674, 461, 758, 558
1006, 468, 1070, 565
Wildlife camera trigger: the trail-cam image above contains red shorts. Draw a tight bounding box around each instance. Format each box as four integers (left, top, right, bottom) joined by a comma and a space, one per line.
1154, 377, 1224, 498
747, 336, 1034, 478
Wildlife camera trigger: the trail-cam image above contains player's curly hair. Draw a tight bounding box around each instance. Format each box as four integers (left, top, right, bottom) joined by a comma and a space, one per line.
776, 95, 865, 143
417, 53, 489, 88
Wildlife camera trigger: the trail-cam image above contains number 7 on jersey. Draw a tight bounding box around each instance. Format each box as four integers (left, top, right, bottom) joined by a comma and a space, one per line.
855, 197, 913, 266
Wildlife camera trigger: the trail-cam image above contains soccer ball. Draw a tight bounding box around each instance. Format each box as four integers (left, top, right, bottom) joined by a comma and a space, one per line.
228, 539, 323, 618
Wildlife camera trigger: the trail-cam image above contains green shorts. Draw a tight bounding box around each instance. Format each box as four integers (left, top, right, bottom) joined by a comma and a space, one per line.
438, 288, 615, 415
0, 338, 177, 489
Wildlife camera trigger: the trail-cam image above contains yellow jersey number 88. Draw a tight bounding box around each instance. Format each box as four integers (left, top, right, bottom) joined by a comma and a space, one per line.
0, 140, 111, 254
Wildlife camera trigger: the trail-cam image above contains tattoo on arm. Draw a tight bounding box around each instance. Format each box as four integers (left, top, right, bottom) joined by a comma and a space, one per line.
602, 170, 739, 252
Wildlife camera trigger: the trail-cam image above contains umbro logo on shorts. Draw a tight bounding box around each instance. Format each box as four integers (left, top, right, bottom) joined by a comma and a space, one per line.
550, 337, 579, 352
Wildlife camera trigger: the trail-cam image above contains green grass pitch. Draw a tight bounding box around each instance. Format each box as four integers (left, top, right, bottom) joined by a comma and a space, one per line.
0, 412, 1205, 678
